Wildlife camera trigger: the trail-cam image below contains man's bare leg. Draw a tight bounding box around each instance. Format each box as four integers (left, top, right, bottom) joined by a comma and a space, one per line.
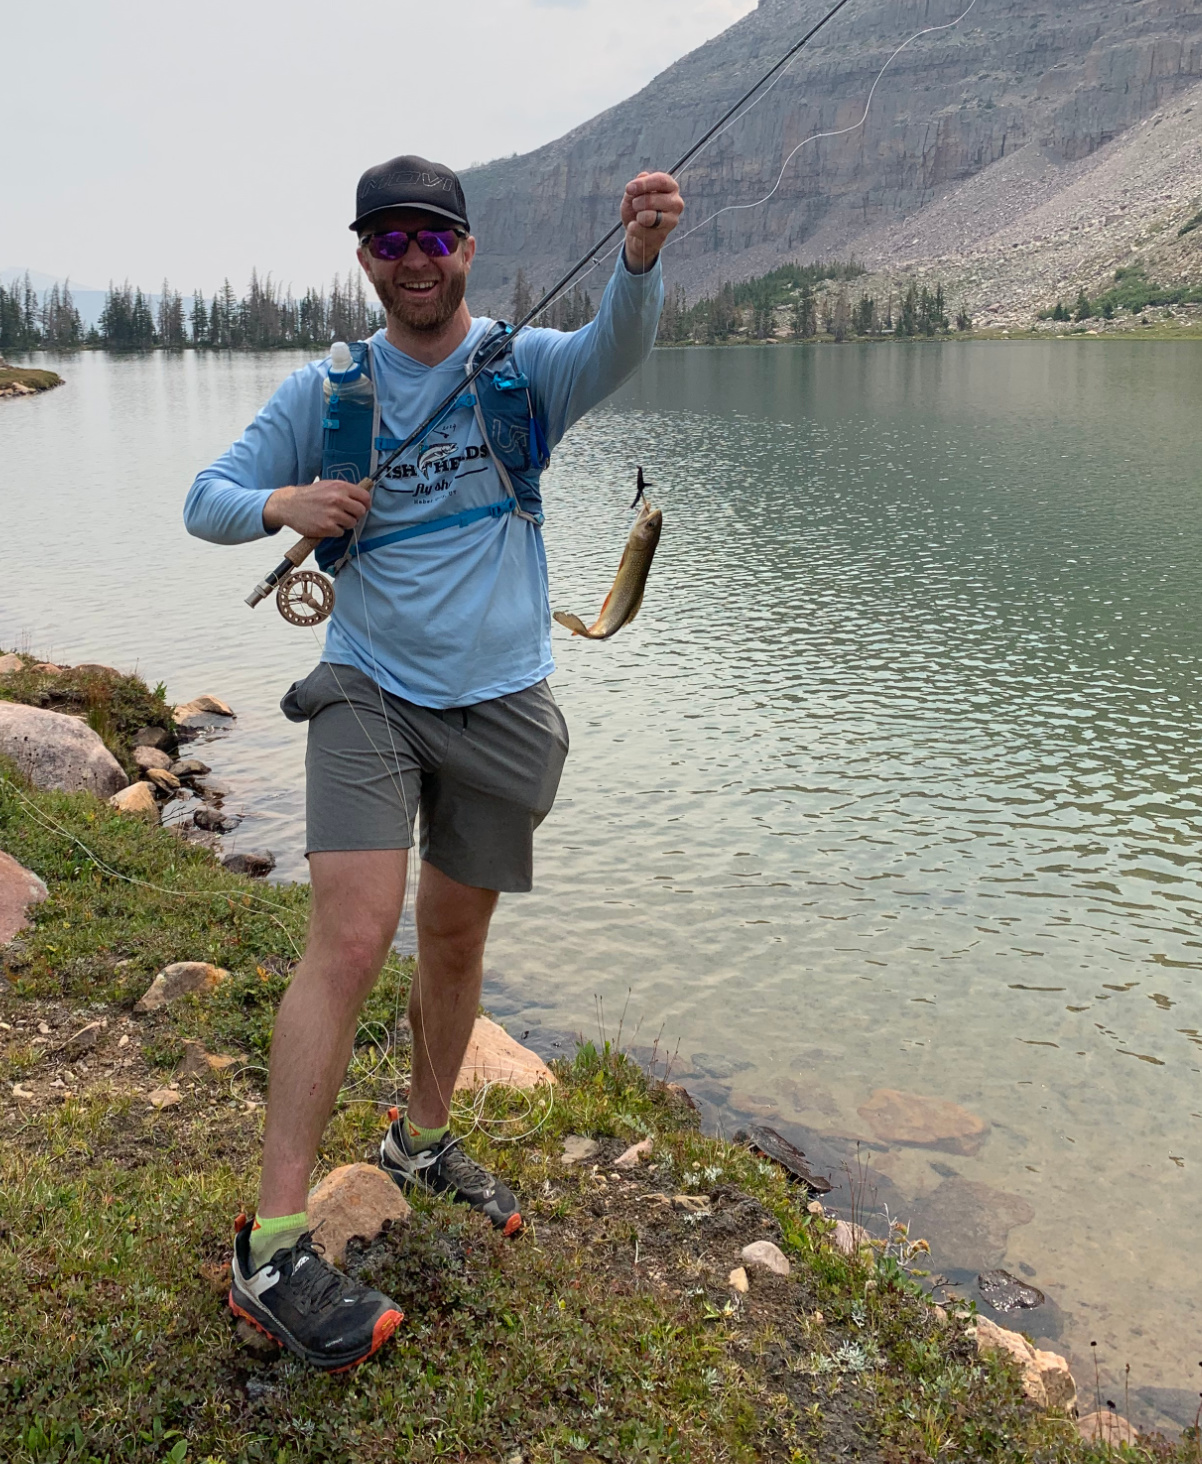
258, 848, 408, 1219
406, 861, 498, 1129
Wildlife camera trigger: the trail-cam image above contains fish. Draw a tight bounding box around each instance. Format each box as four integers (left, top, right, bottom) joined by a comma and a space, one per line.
553, 469, 663, 640
417, 441, 457, 477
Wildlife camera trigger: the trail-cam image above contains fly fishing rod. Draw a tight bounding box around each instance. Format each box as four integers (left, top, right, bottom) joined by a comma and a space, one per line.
245, 0, 857, 614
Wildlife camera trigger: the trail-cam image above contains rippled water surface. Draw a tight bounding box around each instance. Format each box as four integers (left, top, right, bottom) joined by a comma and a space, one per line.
4, 343, 1201, 1417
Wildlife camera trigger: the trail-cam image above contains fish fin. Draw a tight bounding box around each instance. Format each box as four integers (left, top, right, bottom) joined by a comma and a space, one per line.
553, 611, 591, 637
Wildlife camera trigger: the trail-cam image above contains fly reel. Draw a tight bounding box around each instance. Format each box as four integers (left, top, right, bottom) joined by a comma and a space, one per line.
276, 569, 335, 626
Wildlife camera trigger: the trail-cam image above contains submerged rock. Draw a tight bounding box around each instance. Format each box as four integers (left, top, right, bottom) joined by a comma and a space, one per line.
977, 1268, 1045, 1312
1077, 1410, 1138, 1446
0, 702, 128, 798
0, 850, 48, 945
307, 1162, 410, 1268
909, 1178, 1035, 1271
690, 1052, 754, 1081
857, 1088, 989, 1155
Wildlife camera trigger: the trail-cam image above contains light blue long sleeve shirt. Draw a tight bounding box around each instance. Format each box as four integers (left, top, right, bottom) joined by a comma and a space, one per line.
184, 253, 663, 708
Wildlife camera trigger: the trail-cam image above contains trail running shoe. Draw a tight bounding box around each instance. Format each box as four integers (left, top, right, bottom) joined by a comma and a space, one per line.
228, 1215, 403, 1372
379, 1108, 523, 1236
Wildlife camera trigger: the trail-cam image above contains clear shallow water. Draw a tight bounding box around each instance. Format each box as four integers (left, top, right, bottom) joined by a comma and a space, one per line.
3, 343, 1200, 1419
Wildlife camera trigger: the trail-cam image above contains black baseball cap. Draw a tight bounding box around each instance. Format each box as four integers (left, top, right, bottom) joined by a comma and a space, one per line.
350, 155, 470, 234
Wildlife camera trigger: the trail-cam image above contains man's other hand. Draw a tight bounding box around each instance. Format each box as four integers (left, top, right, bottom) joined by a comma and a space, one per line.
263, 478, 373, 537
621, 171, 683, 273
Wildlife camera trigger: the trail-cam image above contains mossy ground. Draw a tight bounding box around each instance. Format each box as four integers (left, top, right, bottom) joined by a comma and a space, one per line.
1, 772, 1196, 1463
0, 367, 64, 392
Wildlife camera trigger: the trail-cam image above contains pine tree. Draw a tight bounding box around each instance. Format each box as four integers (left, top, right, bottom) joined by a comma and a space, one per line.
190, 291, 208, 347
511, 269, 533, 323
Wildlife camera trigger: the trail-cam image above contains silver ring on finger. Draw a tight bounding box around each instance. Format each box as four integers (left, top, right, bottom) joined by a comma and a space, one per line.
654, 210, 663, 228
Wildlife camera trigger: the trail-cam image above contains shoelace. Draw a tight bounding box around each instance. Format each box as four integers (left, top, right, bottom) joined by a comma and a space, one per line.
283, 1233, 365, 1312
437, 1137, 493, 1193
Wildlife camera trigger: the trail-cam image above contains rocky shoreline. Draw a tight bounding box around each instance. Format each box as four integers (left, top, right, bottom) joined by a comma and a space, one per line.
0, 646, 1193, 1458
0, 362, 63, 398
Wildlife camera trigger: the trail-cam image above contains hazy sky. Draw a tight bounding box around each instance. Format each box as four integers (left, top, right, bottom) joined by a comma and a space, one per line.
2, 0, 756, 297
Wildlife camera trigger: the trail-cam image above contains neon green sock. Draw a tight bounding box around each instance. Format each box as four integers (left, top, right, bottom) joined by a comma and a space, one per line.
401, 1110, 450, 1154
249, 1210, 308, 1271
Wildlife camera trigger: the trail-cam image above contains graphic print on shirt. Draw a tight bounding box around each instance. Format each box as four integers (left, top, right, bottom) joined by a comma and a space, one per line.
375, 421, 493, 509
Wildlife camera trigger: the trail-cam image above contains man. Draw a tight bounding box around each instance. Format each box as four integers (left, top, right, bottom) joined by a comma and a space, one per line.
184, 154, 683, 1370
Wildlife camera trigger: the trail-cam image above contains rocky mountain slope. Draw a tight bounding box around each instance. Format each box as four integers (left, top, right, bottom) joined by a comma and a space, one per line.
461, 0, 1202, 317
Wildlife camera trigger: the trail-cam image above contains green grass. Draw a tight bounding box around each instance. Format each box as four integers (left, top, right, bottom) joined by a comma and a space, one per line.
2, 770, 1196, 1463
0, 367, 63, 391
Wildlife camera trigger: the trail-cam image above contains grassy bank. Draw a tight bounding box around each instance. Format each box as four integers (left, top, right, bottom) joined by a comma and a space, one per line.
0, 367, 64, 394
1, 752, 1195, 1458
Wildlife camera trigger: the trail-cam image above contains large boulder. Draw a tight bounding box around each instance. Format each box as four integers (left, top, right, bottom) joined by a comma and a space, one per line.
454, 1015, 555, 1092
307, 1163, 410, 1267
0, 653, 24, 675
0, 850, 48, 944
0, 703, 127, 797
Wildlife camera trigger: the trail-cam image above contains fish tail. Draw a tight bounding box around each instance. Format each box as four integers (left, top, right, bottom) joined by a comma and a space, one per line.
553, 611, 591, 637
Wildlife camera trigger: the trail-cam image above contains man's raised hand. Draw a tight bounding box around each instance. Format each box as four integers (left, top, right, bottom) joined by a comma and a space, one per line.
621, 171, 684, 273
263, 478, 373, 538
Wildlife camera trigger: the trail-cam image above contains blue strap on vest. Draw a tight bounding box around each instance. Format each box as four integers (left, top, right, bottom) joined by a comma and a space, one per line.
348, 497, 517, 559
319, 327, 551, 572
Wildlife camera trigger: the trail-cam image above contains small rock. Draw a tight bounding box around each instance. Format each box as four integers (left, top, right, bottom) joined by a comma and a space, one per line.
690, 1052, 753, 1081
806, 1199, 825, 1216
455, 1015, 555, 1092
109, 782, 160, 821
978, 1268, 1045, 1312
74, 663, 120, 678
664, 1082, 697, 1110
307, 1162, 411, 1267
614, 1137, 653, 1168
144, 767, 181, 793
235, 1318, 279, 1356
741, 1239, 791, 1276
0, 850, 48, 945
37, 1021, 50, 1035
857, 1088, 989, 1156
221, 850, 276, 878
0, 703, 128, 798
147, 1087, 181, 1108
562, 1135, 600, 1165
728, 1265, 750, 1293
133, 726, 172, 750
932, 1304, 948, 1326
170, 757, 210, 779
11, 1083, 34, 1100
0, 653, 24, 675
175, 694, 234, 719
1078, 1410, 1137, 1446
134, 960, 229, 1012
831, 1219, 872, 1257
32, 662, 62, 674
193, 806, 239, 832
195, 779, 231, 800
205, 1052, 242, 1075
65, 1021, 101, 1054
133, 745, 172, 772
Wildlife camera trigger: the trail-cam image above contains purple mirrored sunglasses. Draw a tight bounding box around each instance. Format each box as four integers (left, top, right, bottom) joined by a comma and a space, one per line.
362, 228, 466, 261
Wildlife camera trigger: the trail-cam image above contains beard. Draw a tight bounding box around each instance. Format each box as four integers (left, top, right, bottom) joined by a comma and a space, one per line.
373, 265, 467, 334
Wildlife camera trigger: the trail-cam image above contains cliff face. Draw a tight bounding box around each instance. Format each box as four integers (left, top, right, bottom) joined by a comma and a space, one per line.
461, 0, 1202, 310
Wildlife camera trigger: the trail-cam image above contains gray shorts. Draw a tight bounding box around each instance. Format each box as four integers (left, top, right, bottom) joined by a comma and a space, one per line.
281, 662, 569, 892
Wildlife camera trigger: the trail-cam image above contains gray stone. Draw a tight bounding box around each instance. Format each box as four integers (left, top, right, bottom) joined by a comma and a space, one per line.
561, 1135, 600, 1165
133, 726, 172, 750
133, 745, 172, 772
144, 768, 180, 792
908, 1179, 1035, 1272
193, 806, 239, 833
221, 850, 276, 878
0, 703, 127, 797
977, 1268, 1045, 1312
741, 1240, 790, 1276
170, 758, 210, 779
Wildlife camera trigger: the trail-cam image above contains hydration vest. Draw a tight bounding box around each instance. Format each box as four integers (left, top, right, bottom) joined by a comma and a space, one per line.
314, 325, 550, 574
